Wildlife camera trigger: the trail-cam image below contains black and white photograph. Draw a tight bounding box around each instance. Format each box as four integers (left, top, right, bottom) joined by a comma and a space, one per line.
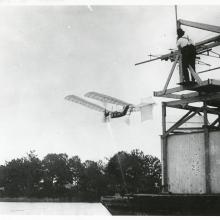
0, 0, 220, 216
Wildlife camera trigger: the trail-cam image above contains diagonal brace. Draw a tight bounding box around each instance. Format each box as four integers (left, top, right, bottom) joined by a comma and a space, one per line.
188, 65, 203, 85
164, 110, 200, 136
162, 55, 179, 94
210, 115, 220, 127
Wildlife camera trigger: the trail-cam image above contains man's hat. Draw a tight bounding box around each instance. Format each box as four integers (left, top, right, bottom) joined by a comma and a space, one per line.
177, 28, 185, 37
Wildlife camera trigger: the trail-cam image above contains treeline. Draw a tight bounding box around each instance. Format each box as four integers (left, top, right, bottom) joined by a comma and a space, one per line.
0, 149, 161, 201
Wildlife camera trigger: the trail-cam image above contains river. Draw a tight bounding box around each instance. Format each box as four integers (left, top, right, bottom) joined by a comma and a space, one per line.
0, 202, 110, 215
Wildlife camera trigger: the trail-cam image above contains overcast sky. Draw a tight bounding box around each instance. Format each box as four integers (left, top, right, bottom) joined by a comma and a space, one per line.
0, 5, 220, 164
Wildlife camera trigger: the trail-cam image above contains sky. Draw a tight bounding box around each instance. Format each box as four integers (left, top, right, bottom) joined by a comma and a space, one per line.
0, 4, 220, 165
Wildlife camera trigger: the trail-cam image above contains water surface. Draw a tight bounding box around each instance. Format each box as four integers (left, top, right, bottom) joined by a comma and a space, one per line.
0, 202, 110, 215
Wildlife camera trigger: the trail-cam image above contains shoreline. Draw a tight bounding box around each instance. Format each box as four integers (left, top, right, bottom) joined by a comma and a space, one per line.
0, 197, 99, 203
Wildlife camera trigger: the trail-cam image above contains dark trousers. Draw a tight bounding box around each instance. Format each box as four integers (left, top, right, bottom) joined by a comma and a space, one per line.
110, 105, 130, 118
181, 45, 196, 82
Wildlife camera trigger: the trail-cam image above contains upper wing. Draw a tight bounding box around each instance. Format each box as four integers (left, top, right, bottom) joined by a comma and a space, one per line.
85, 91, 131, 106
65, 95, 106, 112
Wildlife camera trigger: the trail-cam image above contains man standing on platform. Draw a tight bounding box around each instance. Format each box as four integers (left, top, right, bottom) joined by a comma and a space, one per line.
177, 28, 196, 84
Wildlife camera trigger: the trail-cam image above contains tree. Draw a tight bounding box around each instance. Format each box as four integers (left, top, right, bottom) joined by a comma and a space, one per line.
105, 149, 162, 195
78, 160, 107, 200
41, 153, 72, 197
23, 151, 43, 196
3, 151, 43, 197
0, 149, 162, 199
0, 165, 6, 186
68, 155, 84, 188
142, 153, 162, 192
105, 151, 130, 195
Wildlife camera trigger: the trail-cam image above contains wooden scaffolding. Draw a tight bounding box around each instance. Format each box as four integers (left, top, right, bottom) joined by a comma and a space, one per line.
137, 19, 220, 193
158, 19, 220, 193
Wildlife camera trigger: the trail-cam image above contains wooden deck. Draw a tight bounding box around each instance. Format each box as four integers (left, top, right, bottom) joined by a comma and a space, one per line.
154, 79, 220, 109
184, 79, 220, 93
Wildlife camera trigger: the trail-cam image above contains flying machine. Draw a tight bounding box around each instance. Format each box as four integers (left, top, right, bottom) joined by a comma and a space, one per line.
65, 91, 155, 122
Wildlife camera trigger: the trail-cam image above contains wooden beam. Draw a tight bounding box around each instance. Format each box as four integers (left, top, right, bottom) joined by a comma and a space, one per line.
162, 102, 167, 133
195, 35, 220, 47
203, 102, 211, 194
161, 102, 168, 192
163, 94, 182, 99
155, 79, 220, 97
155, 90, 199, 99
188, 65, 203, 85
155, 83, 204, 98
181, 92, 199, 98
198, 66, 220, 74
175, 5, 179, 29
179, 19, 220, 33
154, 86, 184, 96
161, 136, 168, 192
209, 79, 220, 86
164, 110, 197, 136
167, 104, 220, 115
210, 116, 220, 127
178, 53, 183, 83
175, 127, 203, 130
155, 79, 220, 98
165, 91, 220, 107
218, 114, 220, 128
165, 110, 193, 135
197, 41, 220, 54
162, 55, 179, 94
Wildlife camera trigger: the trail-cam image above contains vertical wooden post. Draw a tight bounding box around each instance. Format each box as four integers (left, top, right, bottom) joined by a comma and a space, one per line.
218, 114, 220, 128
161, 102, 168, 192
177, 20, 181, 29
178, 53, 183, 83
203, 102, 211, 194
176, 18, 183, 84
175, 5, 178, 29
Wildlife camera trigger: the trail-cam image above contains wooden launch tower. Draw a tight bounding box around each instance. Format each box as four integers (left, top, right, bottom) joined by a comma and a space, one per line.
101, 16, 220, 216
137, 19, 220, 194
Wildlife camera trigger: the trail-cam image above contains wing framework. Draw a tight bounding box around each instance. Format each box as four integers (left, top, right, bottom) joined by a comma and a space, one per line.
85, 91, 131, 106
65, 95, 106, 112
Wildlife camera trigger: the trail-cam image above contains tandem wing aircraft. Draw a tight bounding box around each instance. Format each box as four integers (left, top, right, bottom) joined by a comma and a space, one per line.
65, 92, 155, 122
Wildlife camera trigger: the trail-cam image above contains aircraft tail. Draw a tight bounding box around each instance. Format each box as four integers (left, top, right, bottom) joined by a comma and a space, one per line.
139, 97, 155, 122
140, 103, 154, 122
